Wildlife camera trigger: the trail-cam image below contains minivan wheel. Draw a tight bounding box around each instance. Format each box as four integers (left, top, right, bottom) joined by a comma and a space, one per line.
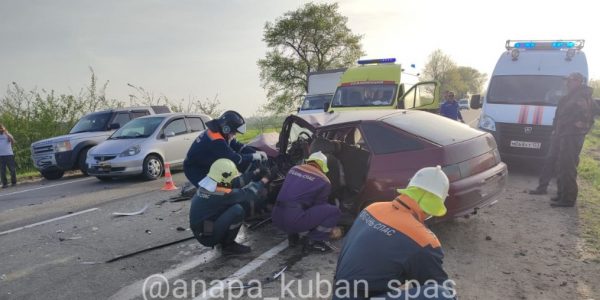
41, 170, 64, 180
142, 155, 163, 180
78, 148, 91, 176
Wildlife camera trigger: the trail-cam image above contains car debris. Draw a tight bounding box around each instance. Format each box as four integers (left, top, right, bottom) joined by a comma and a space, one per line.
105, 236, 195, 263
112, 204, 149, 217
247, 217, 272, 231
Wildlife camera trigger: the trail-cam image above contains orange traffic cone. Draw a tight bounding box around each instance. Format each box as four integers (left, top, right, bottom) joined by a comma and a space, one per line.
161, 162, 178, 191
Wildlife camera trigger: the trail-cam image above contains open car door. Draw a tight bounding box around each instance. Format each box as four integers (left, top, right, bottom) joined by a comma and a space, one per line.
398, 81, 440, 113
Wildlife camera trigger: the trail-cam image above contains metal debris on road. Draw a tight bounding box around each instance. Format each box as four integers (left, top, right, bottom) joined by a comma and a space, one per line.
176, 227, 186, 231
105, 236, 195, 263
112, 204, 149, 217
247, 217, 272, 230
271, 265, 287, 280
145, 229, 152, 234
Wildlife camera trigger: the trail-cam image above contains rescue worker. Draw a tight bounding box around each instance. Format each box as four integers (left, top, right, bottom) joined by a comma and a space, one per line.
272, 151, 342, 252
333, 166, 455, 300
189, 158, 270, 255
183, 110, 267, 187
439, 92, 464, 123
543, 72, 594, 207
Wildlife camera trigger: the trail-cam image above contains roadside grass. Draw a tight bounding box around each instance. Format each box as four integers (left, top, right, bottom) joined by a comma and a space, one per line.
237, 127, 279, 143
16, 170, 39, 181
578, 121, 600, 256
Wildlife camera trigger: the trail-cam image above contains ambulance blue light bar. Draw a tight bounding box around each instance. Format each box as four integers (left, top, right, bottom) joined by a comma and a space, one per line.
506, 40, 584, 50
357, 58, 396, 65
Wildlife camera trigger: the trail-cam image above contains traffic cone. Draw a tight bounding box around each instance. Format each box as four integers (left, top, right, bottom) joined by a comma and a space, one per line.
161, 162, 178, 191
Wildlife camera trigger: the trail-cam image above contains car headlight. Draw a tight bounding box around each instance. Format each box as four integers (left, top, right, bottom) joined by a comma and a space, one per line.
120, 145, 141, 157
479, 115, 496, 132
54, 141, 72, 152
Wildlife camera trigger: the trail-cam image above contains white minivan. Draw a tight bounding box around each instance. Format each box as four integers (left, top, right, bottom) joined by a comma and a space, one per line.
471, 40, 588, 160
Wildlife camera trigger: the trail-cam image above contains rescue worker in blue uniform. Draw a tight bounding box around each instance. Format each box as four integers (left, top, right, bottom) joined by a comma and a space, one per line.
189, 158, 270, 255
439, 92, 464, 123
272, 151, 342, 252
333, 166, 456, 300
184, 110, 267, 187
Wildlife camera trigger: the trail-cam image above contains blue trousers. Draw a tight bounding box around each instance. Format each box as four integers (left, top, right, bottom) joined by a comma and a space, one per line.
192, 204, 244, 247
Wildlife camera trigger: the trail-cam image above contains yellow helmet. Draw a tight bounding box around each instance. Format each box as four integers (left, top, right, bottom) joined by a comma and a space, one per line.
397, 166, 449, 217
207, 159, 240, 185
306, 151, 329, 173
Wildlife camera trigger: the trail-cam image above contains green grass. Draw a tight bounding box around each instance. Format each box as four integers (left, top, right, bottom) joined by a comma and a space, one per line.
237, 127, 279, 143
578, 121, 600, 255
16, 170, 40, 182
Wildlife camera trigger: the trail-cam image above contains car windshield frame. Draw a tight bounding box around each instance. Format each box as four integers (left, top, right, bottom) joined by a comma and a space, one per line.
331, 83, 397, 108
487, 75, 567, 106
69, 112, 112, 134
109, 116, 165, 140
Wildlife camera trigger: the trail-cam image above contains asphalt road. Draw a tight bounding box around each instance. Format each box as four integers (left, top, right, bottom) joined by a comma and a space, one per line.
6, 108, 575, 300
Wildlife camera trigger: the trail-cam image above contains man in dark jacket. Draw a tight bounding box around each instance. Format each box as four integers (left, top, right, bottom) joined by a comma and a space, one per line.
333, 166, 455, 300
272, 151, 342, 252
548, 72, 595, 207
184, 110, 267, 187
439, 92, 464, 123
189, 158, 269, 255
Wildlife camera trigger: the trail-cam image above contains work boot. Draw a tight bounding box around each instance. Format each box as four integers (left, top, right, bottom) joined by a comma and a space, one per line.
288, 234, 300, 247
550, 201, 574, 208
529, 187, 547, 195
222, 242, 251, 255
303, 239, 333, 253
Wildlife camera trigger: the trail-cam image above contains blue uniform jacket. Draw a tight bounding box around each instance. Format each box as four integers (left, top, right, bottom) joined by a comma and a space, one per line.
440, 101, 463, 121
335, 195, 448, 294
184, 129, 256, 185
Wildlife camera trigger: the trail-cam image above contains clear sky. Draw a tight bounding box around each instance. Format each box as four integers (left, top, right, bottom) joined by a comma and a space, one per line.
1, 0, 597, 116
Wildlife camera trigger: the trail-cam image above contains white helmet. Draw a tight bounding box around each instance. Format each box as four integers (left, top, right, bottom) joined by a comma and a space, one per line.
306, 151, 329, 173
407, 166, 449, 199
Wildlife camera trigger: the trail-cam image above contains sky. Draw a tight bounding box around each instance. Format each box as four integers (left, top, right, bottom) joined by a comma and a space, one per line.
1, 0, 598, 116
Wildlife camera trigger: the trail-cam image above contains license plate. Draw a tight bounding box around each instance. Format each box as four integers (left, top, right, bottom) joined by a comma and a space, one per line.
98, 162, 111, 171
510, 140, 541, 149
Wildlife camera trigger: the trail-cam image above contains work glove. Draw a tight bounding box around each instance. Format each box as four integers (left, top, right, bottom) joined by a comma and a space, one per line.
252, 151, 268, 162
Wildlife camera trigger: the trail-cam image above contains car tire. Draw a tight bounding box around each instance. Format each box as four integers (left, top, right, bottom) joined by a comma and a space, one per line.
78, 147, 91, 176
41, 170, 64, 180
142, 155, 163, 181
96, 176, 112, 182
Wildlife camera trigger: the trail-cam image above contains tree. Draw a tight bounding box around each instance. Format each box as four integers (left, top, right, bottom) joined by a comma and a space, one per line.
422, 49, 457, 88
258, 2, 364, 114
422, 49, 487, 98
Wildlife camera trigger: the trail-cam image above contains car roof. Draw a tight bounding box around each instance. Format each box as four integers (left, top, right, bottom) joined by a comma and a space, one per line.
136, 112, 209, 119
295, 110, 484, 145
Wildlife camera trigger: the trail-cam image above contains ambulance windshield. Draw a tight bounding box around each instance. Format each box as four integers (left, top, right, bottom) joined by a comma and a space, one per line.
487, 75, 567, 106
331, 83, 397, 107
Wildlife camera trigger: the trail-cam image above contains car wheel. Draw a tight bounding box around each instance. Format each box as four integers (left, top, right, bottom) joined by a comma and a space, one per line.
96, 176, 112, 182
78, 147, 91, 176
142, 155, 163, 181
41, 170, 64, 180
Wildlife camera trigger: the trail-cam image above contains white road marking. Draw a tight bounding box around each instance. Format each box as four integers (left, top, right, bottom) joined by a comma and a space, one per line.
194, 240, 289, 300
0, 177, 95, 198
0, 207, 99, 236
108, 248, 220, 300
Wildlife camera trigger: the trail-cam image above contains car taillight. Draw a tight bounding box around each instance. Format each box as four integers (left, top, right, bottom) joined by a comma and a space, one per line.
442, 164, 462, 182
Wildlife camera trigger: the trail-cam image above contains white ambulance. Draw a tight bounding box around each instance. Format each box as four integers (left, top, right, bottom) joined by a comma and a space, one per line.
471, 40, 588, 160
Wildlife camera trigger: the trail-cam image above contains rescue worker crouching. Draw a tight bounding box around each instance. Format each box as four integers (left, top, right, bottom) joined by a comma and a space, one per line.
183, 110, 268, 188
333, 166, 456, 300
272, 151, 342, 253
189, 158, 270, 255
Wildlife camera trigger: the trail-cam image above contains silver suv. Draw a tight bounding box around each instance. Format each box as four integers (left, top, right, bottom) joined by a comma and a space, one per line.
30, 106, 170, 180
86, 113, 211, 181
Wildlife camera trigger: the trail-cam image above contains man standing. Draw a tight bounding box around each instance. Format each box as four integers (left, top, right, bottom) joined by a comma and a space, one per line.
0, 124, 17, 188
439, 92, 464, 123
548, 72, 595, 207
183, 110, 267, 187
272, 151, 342, 253
333, 166, 455, 300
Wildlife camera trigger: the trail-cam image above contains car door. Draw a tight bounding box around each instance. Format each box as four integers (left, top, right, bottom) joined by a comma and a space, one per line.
160, 117, 190, 166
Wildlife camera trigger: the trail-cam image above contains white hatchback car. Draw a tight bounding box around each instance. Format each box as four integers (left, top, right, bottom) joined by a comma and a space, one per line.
86, 113, 211, 181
